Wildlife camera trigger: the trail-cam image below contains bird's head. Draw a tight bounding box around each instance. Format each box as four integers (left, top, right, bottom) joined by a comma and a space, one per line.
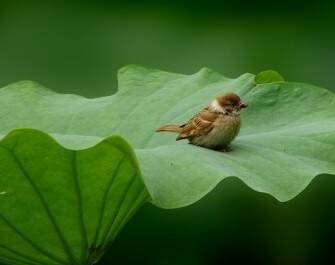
209, 92, 248, 114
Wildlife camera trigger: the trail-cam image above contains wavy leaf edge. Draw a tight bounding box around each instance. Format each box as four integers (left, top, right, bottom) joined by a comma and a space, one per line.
0, 65, 334, 210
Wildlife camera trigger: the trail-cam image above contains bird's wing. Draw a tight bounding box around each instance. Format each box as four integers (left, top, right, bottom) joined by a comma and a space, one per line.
177, 108, 219, 140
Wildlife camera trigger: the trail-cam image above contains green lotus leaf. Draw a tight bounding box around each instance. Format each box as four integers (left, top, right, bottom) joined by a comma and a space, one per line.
0, 129, 149, 265
0, 65, 334, 265
255, 70, 285, 84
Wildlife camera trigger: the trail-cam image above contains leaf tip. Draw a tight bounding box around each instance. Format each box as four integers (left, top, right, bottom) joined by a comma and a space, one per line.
255, 70, 285, 85
118, 64, 146, 75
1, 80, 52, 95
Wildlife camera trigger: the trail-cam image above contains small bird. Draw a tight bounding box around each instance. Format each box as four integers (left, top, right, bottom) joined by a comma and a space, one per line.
156, 92, 248, 151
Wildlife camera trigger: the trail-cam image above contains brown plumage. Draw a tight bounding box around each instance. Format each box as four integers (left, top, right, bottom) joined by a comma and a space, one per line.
156, 92, 247, 151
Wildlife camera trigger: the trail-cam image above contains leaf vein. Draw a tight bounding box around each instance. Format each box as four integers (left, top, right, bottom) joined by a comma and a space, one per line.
72, 151, 89, 264
2, 145, 78, 265
100, 172, 138, 245
0, 243, 48, 265
90, 157, 125, 248
0, 214, 64, 265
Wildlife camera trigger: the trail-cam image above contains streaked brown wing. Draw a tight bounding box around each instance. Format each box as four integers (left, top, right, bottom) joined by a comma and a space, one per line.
177, 108, 219, 140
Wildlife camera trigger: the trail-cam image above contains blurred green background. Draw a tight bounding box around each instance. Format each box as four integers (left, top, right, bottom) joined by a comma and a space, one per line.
0, 1, 334, 264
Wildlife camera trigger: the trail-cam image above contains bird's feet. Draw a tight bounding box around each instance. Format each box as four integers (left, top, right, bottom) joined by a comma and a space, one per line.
219, 146, 232, 152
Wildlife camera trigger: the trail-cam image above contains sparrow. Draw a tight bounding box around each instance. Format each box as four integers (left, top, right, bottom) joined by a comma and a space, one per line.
156, 92, 248, 151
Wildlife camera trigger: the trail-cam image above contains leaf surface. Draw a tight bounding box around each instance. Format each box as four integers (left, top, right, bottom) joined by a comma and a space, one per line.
0, 65, 335, 264
0, 130, 149, 265
255, 70, 285, 84
1, 65, 334, 208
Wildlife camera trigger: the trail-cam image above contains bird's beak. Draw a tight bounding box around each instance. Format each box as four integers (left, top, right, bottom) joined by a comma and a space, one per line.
239, 102, 248, 109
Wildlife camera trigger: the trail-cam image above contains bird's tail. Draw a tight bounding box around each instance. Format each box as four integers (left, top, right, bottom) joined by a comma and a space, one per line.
156, 124, 182, 133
